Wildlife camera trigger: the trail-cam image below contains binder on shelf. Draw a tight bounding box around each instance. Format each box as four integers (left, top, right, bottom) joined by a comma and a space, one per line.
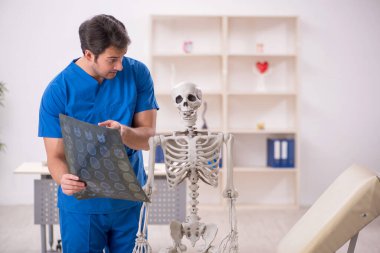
286, 138, 295, 167
280, 140, 288, 167
267, 139, 281, 167
267, 138, 295, 168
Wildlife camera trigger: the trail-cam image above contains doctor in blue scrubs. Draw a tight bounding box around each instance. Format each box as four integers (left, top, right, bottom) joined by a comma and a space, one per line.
38, 14, 159, 253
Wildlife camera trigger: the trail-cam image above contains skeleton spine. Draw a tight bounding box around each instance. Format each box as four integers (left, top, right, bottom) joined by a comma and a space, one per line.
187, 125, 196, 137
188, 169, 200, 222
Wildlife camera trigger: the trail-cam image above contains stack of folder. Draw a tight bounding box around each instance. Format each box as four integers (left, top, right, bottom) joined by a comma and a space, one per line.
267, 138, 295, 168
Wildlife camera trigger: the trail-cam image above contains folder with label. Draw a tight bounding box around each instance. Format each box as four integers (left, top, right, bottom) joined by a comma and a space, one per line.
267, 138, 295, 168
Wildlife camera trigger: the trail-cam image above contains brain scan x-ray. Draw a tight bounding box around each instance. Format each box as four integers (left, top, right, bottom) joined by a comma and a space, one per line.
59, 114, 149, 202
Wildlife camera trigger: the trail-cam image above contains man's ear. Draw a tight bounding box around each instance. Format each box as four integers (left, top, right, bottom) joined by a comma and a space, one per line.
84, 50, 95, 62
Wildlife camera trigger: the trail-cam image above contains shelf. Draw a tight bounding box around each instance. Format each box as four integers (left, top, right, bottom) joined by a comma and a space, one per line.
227, 15, 298, 19
227, 16, 297, 55
235, 203, 299, 210
227, 96, 296, 130
232, 134, 297, 169
153, 53, 295, 58
227, 55, 296, 93
157, 126, 297, 135
151, 16, 223, 55
152, 56, 223, 92
234, 166, 297, 173
228, 53, 296, 58
227, 91, 296, 96
156, 128, 224, 134
155, 91, 223, 96
228, 128, 297, 134
151, 15, 299, 208
153, 53, 222, 58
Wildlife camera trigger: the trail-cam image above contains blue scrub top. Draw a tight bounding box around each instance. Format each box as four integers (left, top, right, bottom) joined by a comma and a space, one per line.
38, 57, 159, 214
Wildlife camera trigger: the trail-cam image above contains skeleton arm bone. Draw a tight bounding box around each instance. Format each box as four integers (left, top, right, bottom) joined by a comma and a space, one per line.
222, 133, 238, 199
133, 136, 160, 253
145, 136, 161, 196
216, 133, 239, 253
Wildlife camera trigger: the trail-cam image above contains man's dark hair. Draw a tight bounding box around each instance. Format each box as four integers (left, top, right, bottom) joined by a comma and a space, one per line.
79, 14, 131, 60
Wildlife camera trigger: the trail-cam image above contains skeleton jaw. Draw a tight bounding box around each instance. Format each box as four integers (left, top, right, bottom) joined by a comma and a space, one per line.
180, 110, 197, 127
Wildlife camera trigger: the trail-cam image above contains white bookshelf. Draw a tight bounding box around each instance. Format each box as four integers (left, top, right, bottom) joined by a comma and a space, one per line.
150, 15, 299, 208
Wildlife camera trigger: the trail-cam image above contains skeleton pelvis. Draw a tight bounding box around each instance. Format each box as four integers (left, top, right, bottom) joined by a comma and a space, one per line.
183, 221, 204, 247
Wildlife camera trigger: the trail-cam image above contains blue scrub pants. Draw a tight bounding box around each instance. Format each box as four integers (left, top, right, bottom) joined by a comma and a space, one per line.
59, 203, 142, 253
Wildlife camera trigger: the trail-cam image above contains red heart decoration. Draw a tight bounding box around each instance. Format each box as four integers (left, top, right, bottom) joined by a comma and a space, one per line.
256, 61, 268, 74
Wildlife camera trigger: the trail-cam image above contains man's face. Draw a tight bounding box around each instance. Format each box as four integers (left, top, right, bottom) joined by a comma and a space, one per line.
88, 46, 127, 81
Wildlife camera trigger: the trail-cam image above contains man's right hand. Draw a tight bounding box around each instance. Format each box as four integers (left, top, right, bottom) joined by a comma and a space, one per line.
43, 138, 87, 196
60, 174, 86, 195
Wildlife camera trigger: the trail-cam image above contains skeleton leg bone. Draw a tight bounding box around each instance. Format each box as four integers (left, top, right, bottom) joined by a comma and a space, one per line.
160, 220, 187, 253
200, 223, 218, 253
216, 133, 239, 253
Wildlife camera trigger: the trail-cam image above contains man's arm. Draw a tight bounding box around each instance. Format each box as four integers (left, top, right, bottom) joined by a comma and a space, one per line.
43, 138, 86, 195
98, 109, 157, 151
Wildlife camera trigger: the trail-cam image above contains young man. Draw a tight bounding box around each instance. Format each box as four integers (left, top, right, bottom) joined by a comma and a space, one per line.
38, 14, 159, 252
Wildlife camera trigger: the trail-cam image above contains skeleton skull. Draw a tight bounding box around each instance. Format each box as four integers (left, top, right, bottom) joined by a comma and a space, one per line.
171, 82, 202, 127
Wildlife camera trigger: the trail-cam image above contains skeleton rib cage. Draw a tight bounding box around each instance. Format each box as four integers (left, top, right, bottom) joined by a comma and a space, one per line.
160, 132, 224, 189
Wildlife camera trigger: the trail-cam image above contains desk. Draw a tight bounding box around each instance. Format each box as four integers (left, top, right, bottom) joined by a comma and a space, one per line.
14, 162, 186, 252
14, 162, 59, 253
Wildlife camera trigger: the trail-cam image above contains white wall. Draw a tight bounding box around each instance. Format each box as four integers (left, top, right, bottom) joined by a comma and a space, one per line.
0, 0, 379, 206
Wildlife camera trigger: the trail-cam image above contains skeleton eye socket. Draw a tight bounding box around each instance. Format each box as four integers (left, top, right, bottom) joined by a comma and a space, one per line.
175, 95, 183, 104
187, 94, 196, 102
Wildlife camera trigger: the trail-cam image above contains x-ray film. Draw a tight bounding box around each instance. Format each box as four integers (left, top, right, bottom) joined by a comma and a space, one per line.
59, 114, 149, 202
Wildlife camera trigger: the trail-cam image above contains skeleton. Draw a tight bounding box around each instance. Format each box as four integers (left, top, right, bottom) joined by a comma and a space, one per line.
133, 82, 239, 253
